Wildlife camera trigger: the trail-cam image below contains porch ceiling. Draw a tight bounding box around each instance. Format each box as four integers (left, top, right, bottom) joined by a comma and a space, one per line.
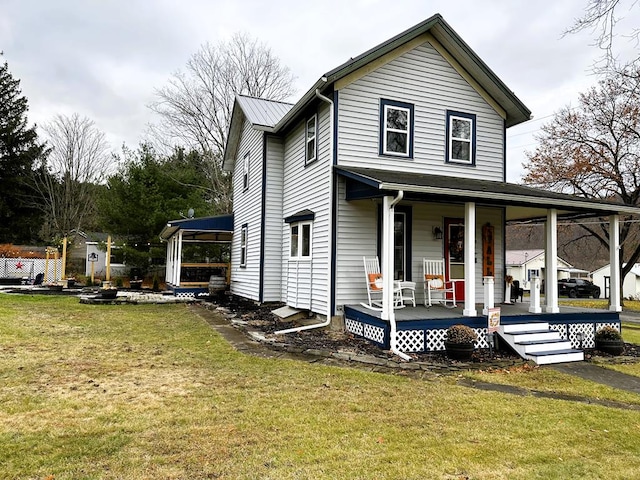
336, 166, 640, 221
159, 214, 234, 242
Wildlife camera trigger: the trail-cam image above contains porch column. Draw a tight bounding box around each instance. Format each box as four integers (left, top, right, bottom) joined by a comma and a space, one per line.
464, 202, 477, 317
609, 215, 622, 312
545, 209, 559, 313
165, 236, 173, 283
381, 195, 394, 321
171, 236, 179, 285
175, 230, 183, 287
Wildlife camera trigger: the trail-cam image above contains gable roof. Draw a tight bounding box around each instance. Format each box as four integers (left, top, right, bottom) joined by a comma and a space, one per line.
274, 13, 531, 133
236, 95, 294, 129
224, 14, 531, 170
506, 249, 544, 266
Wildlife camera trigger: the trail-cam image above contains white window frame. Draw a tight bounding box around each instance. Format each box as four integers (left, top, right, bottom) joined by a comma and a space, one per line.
446, 112, 475, 165
240, 225, 247, 267
381, 102, 412, 157
289, 221, 312, 260
242, 152, 249, 191
305, 115, 317, 164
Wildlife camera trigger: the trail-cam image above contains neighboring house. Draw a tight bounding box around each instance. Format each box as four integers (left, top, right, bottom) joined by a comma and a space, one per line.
592, 263, 640, 300
506, 249, 583, 292
219, 14, 640, 359
68, 231, 128, 278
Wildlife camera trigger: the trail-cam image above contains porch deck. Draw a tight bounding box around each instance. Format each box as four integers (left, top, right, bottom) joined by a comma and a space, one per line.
343, 301, 620, 354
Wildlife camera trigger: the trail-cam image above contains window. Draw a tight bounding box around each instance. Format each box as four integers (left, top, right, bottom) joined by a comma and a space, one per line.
242, 152, 249, 190
380, 99, 414, 158
290, 221, 312, 259
240, 224, 247, 267
306, 115, 317, 164
446, 110, 476, 165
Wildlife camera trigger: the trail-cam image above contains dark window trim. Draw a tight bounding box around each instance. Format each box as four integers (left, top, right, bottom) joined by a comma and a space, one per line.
376, 204, 413, 281
379, 98, 414, 159
445, 110, 476, 166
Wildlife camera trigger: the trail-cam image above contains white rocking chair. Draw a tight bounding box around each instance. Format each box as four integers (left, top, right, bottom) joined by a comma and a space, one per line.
361, 257, 405, 311
423, 258, 457, 308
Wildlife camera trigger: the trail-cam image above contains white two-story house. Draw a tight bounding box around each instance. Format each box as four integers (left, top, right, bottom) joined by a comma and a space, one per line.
222, 14, 640, 361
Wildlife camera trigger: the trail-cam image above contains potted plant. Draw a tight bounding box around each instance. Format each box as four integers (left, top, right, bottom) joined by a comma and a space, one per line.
595, 326, 624, 356
444, 324, 477, 360
99, 281, 118, 299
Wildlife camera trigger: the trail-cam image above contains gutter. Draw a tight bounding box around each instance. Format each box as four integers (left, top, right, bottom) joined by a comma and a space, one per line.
275, 86, 334, 335
386, 191, 411, 361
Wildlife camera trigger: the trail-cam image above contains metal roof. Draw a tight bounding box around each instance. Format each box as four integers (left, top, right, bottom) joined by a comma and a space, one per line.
159, 214, 234, 242
236, 95, 293, 129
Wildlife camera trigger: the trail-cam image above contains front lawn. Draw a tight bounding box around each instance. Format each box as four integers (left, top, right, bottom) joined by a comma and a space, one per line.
1, 295, 640, 479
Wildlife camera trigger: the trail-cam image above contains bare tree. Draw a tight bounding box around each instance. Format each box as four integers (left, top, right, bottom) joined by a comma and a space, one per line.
148, 33, 296, 213
523, 69, 640, 300
565, 0, 640, 70
33, 113, 111, 239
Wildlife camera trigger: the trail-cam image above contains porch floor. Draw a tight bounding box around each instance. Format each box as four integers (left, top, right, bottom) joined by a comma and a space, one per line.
346, 300, 613, 322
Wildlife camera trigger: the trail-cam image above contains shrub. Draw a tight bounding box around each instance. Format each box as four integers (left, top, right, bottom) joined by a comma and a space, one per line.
446, 324, 477, 344
595, 326, 622, 341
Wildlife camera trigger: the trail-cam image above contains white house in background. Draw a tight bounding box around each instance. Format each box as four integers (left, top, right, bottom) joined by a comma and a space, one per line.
506, 249, 586, 291
592, 263, 640, 300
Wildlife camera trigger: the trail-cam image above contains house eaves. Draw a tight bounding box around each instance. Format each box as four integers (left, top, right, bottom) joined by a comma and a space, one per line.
336, 166, 640, 219
274, 13, 531, 133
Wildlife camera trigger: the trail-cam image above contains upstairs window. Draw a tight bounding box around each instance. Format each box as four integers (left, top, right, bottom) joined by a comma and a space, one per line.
380, 99, 414, 158
242, 152, 249, 190
306, 115, 317, 164
446, 111, 476, 165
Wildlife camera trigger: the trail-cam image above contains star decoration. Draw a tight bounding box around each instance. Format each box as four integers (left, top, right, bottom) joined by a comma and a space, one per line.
15, 261, 24, 270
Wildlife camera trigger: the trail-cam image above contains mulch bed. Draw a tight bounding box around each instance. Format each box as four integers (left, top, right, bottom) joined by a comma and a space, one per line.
212, 296, 640, 365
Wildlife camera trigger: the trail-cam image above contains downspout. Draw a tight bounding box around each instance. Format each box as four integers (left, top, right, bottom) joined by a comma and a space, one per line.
275, 86, 334, 335
387, 191, 411, 361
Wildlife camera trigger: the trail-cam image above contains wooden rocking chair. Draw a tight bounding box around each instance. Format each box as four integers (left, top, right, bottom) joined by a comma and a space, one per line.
423, 258, 457, 308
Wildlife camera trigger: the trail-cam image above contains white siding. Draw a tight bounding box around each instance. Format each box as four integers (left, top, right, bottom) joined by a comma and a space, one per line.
262, 135, 284, 301
229, 120, 263, 301
334, 189, 506, 308
337, 41, 505, 181
281, 103, 332, 313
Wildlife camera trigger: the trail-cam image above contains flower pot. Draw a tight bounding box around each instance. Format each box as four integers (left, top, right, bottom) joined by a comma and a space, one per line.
129, 279, 143, 290
444, 341, 475, 361
99, 288, 118, 299
595, 339, 624, 356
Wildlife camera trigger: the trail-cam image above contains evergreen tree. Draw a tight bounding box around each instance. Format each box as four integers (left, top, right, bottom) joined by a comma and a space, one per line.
0, 60, 47, 243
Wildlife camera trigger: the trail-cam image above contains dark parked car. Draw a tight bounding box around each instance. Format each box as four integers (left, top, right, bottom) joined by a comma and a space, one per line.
558, 278, 601, 298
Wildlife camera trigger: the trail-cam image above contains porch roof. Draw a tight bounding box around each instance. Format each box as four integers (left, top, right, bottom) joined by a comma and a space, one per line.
336, 166, 640, 221
159, 214, 233, 243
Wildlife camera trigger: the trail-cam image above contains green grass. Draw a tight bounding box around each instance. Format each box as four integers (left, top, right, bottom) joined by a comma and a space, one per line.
2, 295, 640, 479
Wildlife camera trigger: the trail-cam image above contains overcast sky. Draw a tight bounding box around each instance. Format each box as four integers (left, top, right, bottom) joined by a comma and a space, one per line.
2, 0, 639, 182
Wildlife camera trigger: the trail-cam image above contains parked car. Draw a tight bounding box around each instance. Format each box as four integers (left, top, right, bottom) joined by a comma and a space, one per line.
558, 278, 601, 298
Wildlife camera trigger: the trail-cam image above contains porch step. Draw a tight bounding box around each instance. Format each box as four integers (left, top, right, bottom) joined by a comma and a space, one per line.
498, 323, 583, 365
526, 349, 584, 365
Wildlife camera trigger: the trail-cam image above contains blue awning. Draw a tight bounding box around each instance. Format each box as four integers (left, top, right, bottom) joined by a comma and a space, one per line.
159, 214, 234, 242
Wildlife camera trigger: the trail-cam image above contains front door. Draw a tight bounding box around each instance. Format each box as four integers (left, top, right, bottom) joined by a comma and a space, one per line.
445, 217, 465, 301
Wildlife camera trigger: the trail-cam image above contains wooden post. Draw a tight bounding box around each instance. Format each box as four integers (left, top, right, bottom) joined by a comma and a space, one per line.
106, 235, 112, 281
61, 236, 67, 280
44, 248, 50, 283
90, 261, 95, 286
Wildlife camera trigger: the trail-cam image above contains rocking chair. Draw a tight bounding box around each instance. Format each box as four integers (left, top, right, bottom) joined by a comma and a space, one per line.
361, 257, 405, 311
423, 258, 457, 308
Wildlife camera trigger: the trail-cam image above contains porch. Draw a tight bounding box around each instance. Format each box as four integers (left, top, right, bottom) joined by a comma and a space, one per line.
343, 301, 620, 354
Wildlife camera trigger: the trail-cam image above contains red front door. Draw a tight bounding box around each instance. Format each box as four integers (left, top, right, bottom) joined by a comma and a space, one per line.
444, 218, 465, 301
